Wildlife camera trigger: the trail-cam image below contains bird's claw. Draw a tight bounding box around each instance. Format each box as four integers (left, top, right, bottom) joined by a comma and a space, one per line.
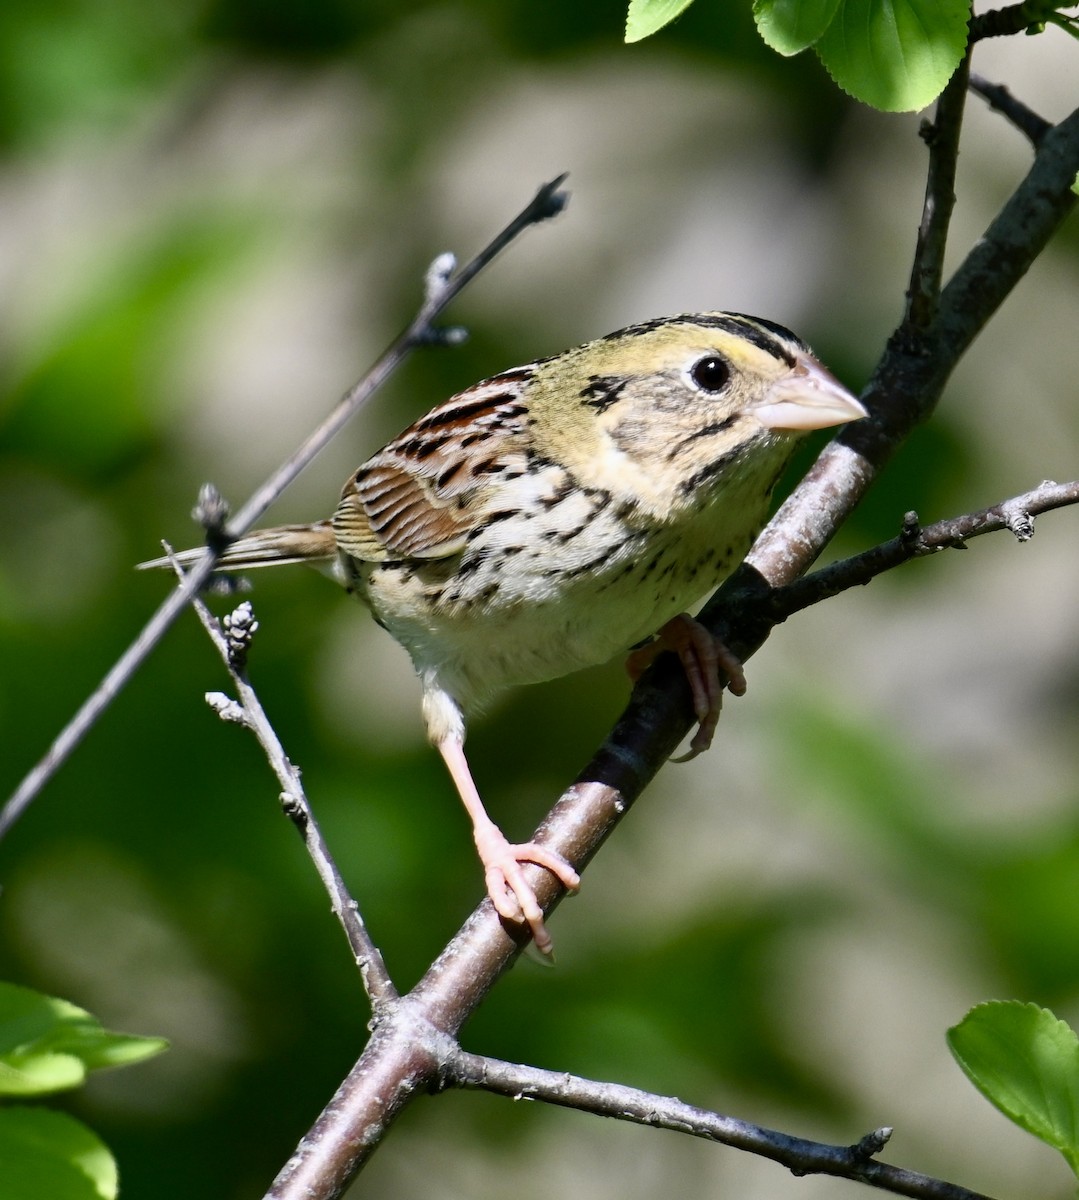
627, 612, 745, 762
477, 830, 580, 956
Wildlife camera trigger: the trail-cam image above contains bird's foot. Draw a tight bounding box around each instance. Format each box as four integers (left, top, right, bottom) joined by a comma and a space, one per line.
473, 824, 580, 957
626, 612, 746, 762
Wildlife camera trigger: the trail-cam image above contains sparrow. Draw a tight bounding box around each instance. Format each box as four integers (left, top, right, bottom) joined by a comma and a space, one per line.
144, 312, 866, 953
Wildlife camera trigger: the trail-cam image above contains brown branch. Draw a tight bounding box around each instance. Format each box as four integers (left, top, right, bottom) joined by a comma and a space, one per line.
448, 1052, 997, 1200
0, 173, 570, 845
256, 492, 1079, 1195
907, 49, 970, 328
969, 74, 1053, 145
261, 103, 1079, 1200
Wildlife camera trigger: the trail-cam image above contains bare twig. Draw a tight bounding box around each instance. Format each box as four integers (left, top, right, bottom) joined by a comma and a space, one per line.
907, 49, 970, 328
448, 1052, 996, 1200
0, 174, 570, 845
223, 173, 568, 540
765, 478, 1079, 621
969, 74, 1053, 145
179, 574, 397, 1011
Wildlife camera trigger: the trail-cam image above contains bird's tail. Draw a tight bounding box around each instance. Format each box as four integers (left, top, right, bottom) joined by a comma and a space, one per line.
138, 520, 338, 573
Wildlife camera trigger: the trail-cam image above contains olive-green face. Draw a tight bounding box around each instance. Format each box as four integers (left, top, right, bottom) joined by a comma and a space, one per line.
527, 312, 813, 512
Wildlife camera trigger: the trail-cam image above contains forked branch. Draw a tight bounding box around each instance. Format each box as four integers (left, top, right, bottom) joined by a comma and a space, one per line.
262, 91, 1079, 1199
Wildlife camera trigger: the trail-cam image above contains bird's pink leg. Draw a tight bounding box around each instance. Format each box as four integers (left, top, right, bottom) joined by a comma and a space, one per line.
437, 736, 580, 956
625, 612, 746, 761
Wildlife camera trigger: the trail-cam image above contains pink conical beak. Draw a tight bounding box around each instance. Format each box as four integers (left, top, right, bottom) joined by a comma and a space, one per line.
753, 354, 867, 432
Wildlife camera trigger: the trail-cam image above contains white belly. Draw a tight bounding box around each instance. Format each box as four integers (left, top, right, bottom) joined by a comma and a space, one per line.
356, 476, 767, 715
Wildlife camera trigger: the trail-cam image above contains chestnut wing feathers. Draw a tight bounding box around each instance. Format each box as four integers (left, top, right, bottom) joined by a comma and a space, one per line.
331, 374, 533, 564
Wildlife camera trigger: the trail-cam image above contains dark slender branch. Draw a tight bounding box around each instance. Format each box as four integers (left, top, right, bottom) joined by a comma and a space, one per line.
969, 74, 1053, 145
269, 998, 460, 1199
907, 49, 970, 327
182, 582, 397, 1011
935, 106, 1079, 355
0, 174, 570, 845
739, 99, 1079, 605
448, 1052, 996, 1200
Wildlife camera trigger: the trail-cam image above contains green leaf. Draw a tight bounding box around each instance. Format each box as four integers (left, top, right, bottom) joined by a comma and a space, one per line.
753, 0, 842, 55
0, 1107, 117, 1200
815, 0, 970, 112
947, 1001, 1079, 1175
74, 1033, 170, 1072
0, 982, 167, 1097
625, 0, 697, 42
1072, 170, 1079, 197
0, 1053, 86, 1097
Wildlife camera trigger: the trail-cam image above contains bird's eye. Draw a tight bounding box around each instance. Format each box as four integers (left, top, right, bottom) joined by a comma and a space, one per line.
689, 355, 731, 394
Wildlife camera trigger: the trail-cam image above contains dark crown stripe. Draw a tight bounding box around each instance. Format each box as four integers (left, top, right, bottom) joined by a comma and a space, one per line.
722, 312, 808, 363
600, 312, 805, 367
688, 314, 802, 366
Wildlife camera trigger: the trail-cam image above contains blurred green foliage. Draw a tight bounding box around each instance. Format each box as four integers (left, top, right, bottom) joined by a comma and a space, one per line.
0, 2, 1077, 1198
0, 981, 167, 1199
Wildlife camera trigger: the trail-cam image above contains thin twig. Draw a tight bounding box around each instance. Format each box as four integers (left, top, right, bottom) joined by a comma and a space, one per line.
969, 74, 1053, 145
0, 174, 570, 845
907, 49, 970, 328
449, 1052, 996, 1200
223, 173, 569, 539
178, 572, 397, 1011
764, 479, 1079, 621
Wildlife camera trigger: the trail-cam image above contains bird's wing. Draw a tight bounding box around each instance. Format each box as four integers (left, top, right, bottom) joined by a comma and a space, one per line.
332, 369, 534, 562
